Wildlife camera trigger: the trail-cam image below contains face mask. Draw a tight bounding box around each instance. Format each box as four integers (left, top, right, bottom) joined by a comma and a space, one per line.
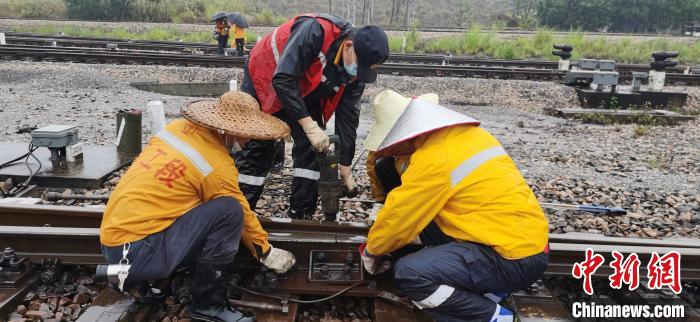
344, 61, 358, 77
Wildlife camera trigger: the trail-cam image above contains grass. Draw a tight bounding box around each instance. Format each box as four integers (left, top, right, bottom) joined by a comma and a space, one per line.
633, 125, 650, 137
7, 25, 259, 44
392, 26, 700, 64
644, 156, 667, 170
0, 0, 67, 19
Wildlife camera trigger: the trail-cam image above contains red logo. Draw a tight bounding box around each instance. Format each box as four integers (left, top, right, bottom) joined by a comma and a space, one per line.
572, 248, 605, 295
609, 251, 641, 291
647, 251, 682, 294
572, 249, 682, 295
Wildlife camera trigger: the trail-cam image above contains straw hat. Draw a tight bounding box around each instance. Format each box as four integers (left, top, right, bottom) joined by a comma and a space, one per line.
376, 99, 480, 156
182, 91, 290, 140
364, 90, 439, 151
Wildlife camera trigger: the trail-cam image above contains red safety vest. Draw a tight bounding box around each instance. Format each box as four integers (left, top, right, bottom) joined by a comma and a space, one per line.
248, 14, 349, 122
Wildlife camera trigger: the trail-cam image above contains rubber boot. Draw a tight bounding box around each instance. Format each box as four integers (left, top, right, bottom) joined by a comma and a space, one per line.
189, 262, 255, 322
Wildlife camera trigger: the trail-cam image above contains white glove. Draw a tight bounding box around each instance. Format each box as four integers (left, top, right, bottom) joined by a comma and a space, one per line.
260, 245, 296, 273
368, 203, 383, 224
339, 164, 358, 196
359, 243, 392, 275
302, 122, 330, 153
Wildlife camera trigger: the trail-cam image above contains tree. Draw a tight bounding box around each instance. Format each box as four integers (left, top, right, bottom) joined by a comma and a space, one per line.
536, 0, 700, 32
456, 0, 472, 28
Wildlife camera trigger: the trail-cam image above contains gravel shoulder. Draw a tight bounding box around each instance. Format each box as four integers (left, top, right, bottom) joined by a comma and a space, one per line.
0, 60, 697, 239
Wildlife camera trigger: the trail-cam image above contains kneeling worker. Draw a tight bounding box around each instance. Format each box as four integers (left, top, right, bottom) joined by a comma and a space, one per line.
100, 92, 296, 322
360, 100, 549, 322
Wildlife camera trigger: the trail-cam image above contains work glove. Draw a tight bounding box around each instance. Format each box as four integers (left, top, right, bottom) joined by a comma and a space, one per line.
359, 243, 392, 275
212, 31, 219, 40
302, 122, 330, 153
260, 245, 296, 273
339, 164, 358, 197
367, 203, 383, 224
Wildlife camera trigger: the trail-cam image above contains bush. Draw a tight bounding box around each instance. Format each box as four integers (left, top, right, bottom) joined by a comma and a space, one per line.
0, 0, 67, 19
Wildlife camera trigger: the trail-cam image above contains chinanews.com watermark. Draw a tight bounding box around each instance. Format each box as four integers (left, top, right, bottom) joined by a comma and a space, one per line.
571, 302, 684, 319
569, 248, 685, 320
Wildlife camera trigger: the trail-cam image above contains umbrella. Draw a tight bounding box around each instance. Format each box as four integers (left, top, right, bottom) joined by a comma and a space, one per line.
210, 11, 227, 22
226, 12, 249, 28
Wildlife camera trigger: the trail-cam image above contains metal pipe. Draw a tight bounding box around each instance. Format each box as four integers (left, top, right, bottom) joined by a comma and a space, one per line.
228, 299, 285, 312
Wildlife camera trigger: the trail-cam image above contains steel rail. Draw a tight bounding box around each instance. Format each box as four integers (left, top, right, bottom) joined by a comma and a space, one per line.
1, 203, 700, 249
5, 32, 690, 74
1, 205, 699, 280
6, 45, 697, 85
0, 224, 698, 282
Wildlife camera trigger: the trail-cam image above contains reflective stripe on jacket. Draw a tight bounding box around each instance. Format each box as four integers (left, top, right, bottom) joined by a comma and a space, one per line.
248, 14, 349, 122
366, 125, 549, 259
100, 119, 270, 258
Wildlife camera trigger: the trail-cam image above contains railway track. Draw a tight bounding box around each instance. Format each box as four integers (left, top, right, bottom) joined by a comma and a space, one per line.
2, 44, 699, 85
2, 32, 693, 72
0, 203, 698, 321
0, 203, 699, 278
2, 32, 698, 84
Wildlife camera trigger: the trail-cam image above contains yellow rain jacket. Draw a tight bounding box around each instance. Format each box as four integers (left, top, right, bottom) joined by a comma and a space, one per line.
100, 119, 270, 258
233, 25, 246, 39
366, 125, 548, 260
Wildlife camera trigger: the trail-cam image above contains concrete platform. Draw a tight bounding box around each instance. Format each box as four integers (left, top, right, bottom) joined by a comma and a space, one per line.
0, 143, 134, 188
576, 88, 688, 109
555, 108, 696, 124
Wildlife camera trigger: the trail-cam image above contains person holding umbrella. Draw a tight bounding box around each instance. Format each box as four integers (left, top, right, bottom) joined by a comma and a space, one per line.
212, 12, 230, 55
227, 12, 249, 56
235, 14, 389, 219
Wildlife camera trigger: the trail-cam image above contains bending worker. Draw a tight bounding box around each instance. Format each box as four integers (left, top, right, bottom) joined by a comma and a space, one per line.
236, 13, 389, 219
359, 100, 549, 322
100, 92, 296, 322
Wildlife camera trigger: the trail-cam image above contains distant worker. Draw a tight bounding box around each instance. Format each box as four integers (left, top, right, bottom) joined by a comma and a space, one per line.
236, 13, 389, 219
100, 92, 296, 322
214, 17, 230, 55
232, 24, 246, 56
360, 100, 549, 322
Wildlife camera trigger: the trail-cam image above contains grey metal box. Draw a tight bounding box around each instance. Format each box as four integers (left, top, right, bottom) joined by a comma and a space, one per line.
578, 59, 598, 70
592, 71, 619, 86
31, 125, 79, 148
597, 60, 616, 71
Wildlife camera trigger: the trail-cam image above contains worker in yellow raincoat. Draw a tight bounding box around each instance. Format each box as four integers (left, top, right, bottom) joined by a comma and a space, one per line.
359, 99, 549, 322
231, 24, 246, 56
100, 92, 296, 322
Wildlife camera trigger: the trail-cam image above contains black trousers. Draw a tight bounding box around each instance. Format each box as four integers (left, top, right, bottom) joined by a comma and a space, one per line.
101, 197, 243, 284
217, 35, 229, 55
236, 63, 322, 218
394, 242, 548, 321
235, 38, 245, 56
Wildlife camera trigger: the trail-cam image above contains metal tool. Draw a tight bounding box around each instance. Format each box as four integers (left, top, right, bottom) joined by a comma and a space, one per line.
317, 135, 344, 221
539, 202, 627, 215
